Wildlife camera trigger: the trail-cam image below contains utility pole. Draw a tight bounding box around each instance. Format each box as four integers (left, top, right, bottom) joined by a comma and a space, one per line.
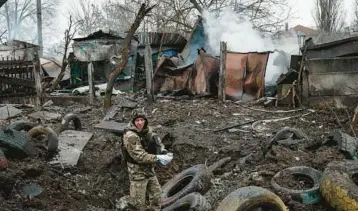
36, 0, 43, 56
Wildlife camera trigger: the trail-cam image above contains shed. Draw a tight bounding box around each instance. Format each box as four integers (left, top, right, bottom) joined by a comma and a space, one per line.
303, 36, 358, 108
71, 30, 138, 91
304, 36, 358, 59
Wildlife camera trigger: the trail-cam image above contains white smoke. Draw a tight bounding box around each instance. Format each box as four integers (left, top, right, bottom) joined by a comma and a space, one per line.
202, 9, 274, 55
202, 9, 301, 88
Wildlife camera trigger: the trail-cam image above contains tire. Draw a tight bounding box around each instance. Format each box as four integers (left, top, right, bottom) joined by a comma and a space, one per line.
0, 127, 37, 157
8, 121, 36, 132
162, 192, 211, 211
161, 164, 213, 208
271, 166, 322, 205
262, 127, 308, 156
271, 127, 308, 141
216, 186, 288, 211
59, 113, 82, 133
28, 126, 59, 152
320, 160, 358, 211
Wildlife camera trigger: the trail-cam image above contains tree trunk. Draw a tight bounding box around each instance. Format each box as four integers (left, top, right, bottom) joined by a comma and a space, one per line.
50, 61, 67, 91
50, 17, 74, 91
103, 3, 155, 108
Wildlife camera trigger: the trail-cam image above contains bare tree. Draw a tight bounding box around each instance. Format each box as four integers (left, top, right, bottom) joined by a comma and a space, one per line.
100, 0, 136, 34
50, 16, 79, 91
0, 0, 59, 40
353, 0, 358, 31
70, 0, 103, 36
313, 0, 345, 33
188, 0, 292, 34
104, 3, 155, 108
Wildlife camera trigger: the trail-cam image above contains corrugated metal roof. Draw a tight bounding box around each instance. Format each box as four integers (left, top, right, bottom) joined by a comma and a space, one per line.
0, 0, 7, 8
137, 32, 187, 47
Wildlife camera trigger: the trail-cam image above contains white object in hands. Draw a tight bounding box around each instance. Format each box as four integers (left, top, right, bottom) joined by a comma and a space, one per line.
157, 153, 173, 165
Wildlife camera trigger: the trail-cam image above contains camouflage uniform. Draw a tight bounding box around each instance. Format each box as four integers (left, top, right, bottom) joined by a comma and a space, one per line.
123, 114, 166, 211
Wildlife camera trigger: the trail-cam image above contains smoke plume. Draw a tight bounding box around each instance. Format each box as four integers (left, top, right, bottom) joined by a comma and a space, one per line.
202, 9, 300, 87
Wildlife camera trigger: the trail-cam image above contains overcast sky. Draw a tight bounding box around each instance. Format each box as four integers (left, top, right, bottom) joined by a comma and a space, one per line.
54, 0, 356, 37
287, 0, 354, 28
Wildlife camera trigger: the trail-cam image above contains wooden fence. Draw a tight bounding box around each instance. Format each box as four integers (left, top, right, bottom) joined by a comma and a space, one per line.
0, 57, 36, 101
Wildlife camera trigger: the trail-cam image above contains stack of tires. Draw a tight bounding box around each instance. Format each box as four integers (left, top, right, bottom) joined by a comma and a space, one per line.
215, 166, 323, 211
160, 164, 213, 211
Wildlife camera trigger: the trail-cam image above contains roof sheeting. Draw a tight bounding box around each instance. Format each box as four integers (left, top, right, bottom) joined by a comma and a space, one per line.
73, 30, 124, 41
137, 32, 187, 47
306, 36, 358, 50
40, 57, 70, 81
180, 16, 210, 65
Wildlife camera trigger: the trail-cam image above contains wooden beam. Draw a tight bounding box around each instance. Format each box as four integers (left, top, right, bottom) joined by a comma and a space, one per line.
144, 44, 154, 102
218, 41, 227, 101
0, 75, 35, 87
32, 53, 43, 107
88, 62, 94, 104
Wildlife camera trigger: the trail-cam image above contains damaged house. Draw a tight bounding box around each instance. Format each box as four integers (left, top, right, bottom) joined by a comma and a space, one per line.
40, 57, 70, 89
153, 16, 290, 102
69, 30, 187, 92
70, 30, 138, 91
302, 36, 358, 108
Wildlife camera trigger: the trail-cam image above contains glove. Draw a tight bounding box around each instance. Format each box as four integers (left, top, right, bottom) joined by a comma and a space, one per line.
156, 153, 173, 165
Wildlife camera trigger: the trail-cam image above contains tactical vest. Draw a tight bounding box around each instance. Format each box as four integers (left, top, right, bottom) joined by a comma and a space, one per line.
121, 129, 158, 164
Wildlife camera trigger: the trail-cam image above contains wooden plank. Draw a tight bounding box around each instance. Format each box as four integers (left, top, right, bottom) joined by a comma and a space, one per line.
32, 54, 43, 107
144, 44, 154, 102
308, 57, 358, 73
218, 41, 227, 101
49, 130, 93, 168
0, 75, 35, 87
0, 60, 32, 65
88, 62, 94, 104
94, 120, 128, 134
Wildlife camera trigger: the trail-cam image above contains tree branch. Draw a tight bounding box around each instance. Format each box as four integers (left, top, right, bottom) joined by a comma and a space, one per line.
104, 3, 156, 108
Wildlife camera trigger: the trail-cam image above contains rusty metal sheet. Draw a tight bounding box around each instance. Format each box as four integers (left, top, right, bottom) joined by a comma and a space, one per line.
192, 51, 219, 94
159, 67, 193, 92
153, 55, 194, 93
225, 52, 247, 100
244, 53, 269, 99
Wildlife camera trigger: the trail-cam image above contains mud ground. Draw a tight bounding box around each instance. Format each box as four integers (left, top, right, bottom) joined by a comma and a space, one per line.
0, 93, 353, 210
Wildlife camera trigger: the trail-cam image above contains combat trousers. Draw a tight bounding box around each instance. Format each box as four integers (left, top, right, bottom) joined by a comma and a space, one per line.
129, 175, 162, 211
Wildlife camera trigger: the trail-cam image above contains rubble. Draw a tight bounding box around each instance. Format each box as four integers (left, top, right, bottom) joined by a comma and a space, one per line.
50, 130, 93, 168
0, 95, 355, 211
0, 105, 22, 120
28, 111, 62, 122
